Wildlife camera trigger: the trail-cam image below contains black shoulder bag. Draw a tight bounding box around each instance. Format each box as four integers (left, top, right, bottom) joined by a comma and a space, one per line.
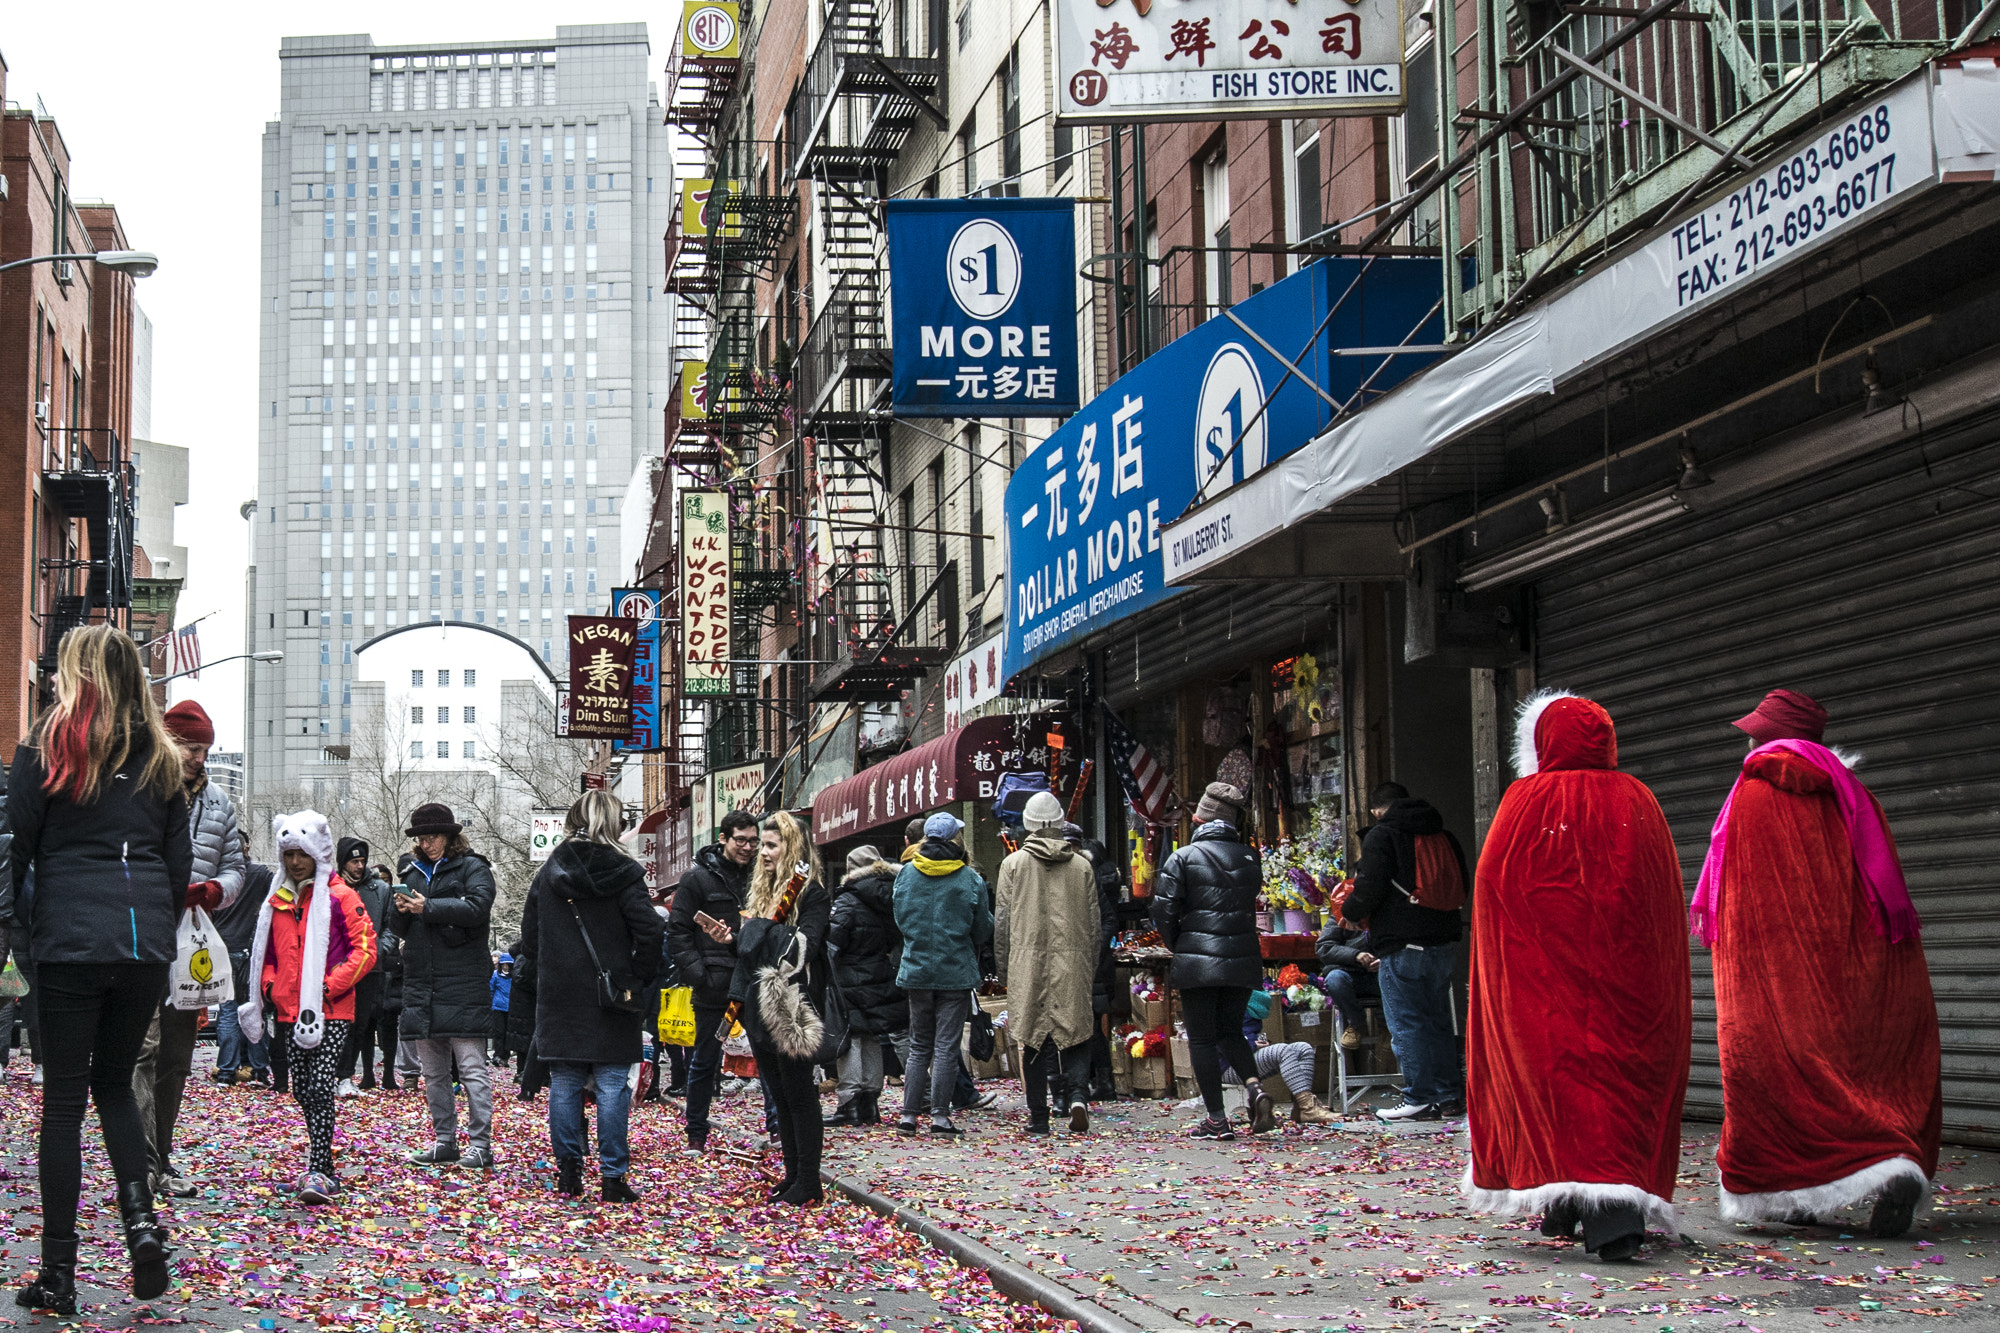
568, 901, 646, 1014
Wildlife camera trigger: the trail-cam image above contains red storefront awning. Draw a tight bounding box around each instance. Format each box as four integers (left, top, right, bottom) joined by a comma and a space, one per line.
809, 714, 1069, 846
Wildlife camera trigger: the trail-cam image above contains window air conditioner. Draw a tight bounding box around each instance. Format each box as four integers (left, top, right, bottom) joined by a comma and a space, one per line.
33, 401, 49, 424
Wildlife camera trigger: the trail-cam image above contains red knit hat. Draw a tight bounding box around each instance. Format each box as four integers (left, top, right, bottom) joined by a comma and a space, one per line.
162, 699, 216, 748
1733, 689, 1827, 745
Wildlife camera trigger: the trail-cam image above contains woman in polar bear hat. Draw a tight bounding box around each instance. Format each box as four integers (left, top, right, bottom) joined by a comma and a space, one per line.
241, 811, 377, 1205
1462, 691, 1691, 1262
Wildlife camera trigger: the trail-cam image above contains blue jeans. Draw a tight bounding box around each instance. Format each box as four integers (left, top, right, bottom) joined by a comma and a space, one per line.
1376, 942, 1462, 1107
547, 1061, 632, 1177
215, 998, 268, 1073
1321, 967, 1380, 1030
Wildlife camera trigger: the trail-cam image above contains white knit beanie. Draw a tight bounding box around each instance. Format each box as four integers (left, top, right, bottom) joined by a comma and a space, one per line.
1022, 791, 1066, 831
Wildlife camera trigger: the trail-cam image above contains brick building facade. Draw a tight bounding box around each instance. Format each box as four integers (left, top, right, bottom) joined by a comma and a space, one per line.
0, 56, 141, 758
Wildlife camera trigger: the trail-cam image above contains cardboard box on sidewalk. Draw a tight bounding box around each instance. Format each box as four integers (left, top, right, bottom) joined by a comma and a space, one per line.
1284, 1009, 1333, 1047
1130, 1054, 1170, 1096
1134, 995, 1170, 1033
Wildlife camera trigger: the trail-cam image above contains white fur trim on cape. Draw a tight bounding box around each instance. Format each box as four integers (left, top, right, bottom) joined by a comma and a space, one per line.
1717, 1155, 1929, 1224
1461, 1161, 1678, 1233
1512, 689, 1580, 778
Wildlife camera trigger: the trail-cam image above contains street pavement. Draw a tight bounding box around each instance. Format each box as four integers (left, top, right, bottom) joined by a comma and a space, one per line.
823, 1083, 1999, 1332
0, 1054, 1067, 1333
0, 1050, 1988, 1333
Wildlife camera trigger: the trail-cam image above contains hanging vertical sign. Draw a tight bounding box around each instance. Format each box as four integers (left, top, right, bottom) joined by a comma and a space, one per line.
680, 489, 732, 696
886, 198, 1081, 417
566, 615, 638, 739
614, 587, 664, 750
555, 686, 573, 738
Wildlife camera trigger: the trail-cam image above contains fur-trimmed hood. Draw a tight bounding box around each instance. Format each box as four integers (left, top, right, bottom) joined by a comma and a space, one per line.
840, 859, 899, 888
1512, 689, 1617, 776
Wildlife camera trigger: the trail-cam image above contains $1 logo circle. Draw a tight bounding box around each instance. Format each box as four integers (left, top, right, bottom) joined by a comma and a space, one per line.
1195, 343, 1268, 501
946, 219, 1021, 321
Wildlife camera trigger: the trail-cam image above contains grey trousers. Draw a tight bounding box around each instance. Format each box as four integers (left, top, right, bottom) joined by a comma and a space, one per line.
407, 1035, 493, 1152
901, 989, 971, 1122
836, 1030, 912, 1104
132, 1005, 202, 1178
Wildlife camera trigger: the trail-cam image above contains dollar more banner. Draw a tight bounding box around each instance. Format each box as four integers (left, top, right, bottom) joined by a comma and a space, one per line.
886, 198, 1080, 417
1002, 256, 1443, 681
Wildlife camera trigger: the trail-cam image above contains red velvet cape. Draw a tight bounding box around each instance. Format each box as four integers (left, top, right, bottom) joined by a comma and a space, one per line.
1466, 696, 1691, 1224
1711, 750, 1941, 1216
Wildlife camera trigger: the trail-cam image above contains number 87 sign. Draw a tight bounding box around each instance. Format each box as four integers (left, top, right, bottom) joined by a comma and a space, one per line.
886, 198, 1080, 418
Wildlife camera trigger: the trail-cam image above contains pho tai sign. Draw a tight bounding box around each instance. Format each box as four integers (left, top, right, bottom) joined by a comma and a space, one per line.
1055, 0, 1405, 124
680, 490, 732, 697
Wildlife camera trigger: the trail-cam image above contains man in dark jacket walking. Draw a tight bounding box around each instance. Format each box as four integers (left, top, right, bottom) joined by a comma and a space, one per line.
1341, 782, 1467, 1122
335, 838, 393, 1096
392, 804, 499, 1168
1080, 837, 1123, 1102
663, 809, 758, 1150
134, 700, 244, 1197
824, 845, 907, 1127
1153, 782, 1274, 1140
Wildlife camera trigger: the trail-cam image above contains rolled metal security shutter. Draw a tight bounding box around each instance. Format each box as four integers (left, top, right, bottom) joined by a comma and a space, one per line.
1531, 415, 2000, 1144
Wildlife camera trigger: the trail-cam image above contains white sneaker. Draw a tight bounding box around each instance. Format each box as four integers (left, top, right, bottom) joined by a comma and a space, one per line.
335, 1079, 360, 1099
1375, 1100, 1441, 1123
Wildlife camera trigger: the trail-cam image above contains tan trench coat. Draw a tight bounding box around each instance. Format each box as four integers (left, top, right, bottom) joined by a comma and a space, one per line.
995, 831, 1100, 1052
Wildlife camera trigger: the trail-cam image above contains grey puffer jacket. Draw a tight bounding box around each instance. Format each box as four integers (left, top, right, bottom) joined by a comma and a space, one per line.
186, 779, 246, 904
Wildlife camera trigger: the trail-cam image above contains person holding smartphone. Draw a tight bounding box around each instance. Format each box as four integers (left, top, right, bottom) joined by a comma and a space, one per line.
664, 809, 760, 1152
391, 804, 498, 1169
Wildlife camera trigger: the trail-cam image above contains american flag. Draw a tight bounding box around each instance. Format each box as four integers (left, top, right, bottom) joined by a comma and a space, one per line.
162, 624, 201, 680
1102, 704, 1177, 825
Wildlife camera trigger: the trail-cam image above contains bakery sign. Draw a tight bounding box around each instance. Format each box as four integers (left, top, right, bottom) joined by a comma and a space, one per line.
680, 489, 732, 697
1055, 0, 1406, 125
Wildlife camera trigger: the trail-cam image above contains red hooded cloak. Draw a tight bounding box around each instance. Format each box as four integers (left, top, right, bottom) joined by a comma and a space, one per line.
1464, 693, 1691, 1231
1705, 747, 1941, 1221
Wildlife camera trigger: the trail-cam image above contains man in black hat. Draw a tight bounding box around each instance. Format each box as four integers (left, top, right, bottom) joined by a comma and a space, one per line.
334, 837, 394, 1097
391, 803, 499, 1168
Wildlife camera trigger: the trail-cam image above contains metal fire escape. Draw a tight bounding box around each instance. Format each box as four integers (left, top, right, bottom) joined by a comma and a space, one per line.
38, 427, 136, 690
784, 0, 944, 700
1364, 0, 1963, 333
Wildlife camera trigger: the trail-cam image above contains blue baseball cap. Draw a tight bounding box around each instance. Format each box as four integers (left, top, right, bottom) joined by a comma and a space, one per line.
924, 811, 965, 840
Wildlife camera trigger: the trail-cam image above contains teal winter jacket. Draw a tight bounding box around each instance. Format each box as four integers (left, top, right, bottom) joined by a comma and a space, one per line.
892, 841, 993, 991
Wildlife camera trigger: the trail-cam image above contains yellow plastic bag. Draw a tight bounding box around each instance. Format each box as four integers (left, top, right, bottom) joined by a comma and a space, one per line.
659, 986, 697, 1047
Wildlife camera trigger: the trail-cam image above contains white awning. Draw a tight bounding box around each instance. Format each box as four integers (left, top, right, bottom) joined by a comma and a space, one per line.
1162, 70, 1947, 582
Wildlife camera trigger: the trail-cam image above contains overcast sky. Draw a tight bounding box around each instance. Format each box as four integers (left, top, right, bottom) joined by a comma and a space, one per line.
3, 2, 656, 753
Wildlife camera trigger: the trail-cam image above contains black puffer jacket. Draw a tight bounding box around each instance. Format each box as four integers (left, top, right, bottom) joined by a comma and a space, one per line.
6, 734, 193, 966
1152, 821, 1262, 990
392, 849, 498, 1039
520, 840, 663, 1065
666, 843, 753, 1008
1082, 840, 1124, 1015
1341, 798, 1465, 956
828, 860, 907, 1036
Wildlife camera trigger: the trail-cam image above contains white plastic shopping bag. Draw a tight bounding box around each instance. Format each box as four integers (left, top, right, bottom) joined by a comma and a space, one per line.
169, 908, 234, 1011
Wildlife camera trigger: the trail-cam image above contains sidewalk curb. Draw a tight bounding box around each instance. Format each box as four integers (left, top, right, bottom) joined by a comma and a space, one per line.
821, 1172, 1153, 1333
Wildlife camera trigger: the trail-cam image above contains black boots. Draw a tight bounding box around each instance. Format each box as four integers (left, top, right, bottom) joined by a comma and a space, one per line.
857, 1091, 881, 1124
1870, 1174, 1924, 1239
15, 1235, 78, 1316
823, 1100, 863, 1127
556, 1157, 584, 1197
118, 1179, 173, 1300
600, 1174, 641, 1203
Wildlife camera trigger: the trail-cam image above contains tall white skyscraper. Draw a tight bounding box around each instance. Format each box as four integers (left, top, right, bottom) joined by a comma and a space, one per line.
249, 25, 672, 805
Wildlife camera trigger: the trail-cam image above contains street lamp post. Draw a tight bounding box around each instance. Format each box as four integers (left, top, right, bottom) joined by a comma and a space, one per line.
0, 250, 159, 277
152, 650, 283, 688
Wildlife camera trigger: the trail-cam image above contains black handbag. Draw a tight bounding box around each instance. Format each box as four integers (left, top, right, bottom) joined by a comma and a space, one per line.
811, 952, 853, 1065
568, 901, 646, 1015
967, 999, 997, 1062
